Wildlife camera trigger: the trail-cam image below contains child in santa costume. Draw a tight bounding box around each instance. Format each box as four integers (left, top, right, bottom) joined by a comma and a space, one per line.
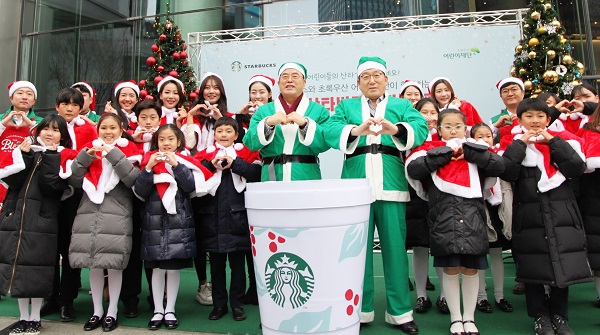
135, 124, 215, 330
104, 80, 140, 131
156, 76, 185, 127
429, 77, 483, 127
0, 114, 75, 335
67, 113, 141, 332
499, 98, 591, 335
406, 109, 505, 335
469, 123, 514, 315
71, 82, 100, 124
181, 72, 228, 153
0, 81, 42, 208
194, 117, 261, 322
406, 97, 445, 315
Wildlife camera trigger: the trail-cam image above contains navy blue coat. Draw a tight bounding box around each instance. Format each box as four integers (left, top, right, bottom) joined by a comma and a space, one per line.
135, 163, 196, 261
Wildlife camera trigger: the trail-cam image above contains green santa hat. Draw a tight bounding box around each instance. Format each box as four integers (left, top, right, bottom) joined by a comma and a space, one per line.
357, 56, 387, 75
278, 62, 307, 78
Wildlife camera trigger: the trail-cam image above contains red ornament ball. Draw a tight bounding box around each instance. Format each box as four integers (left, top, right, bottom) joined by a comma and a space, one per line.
138, 80, 146, 88
189, 92, 197, 101
146, 56, 156, 67
169, 70, 179, 77
194, 89, 200, 95
151, 44, 159, 52
157, 65, 164, 72
159, 34, 167, 41
144, 95, 154, 100
179, 51, 188, 59
154, 76, 164, 86
172, 52, 180, 60
182, 44, 187, 51
139, 89, 148, 99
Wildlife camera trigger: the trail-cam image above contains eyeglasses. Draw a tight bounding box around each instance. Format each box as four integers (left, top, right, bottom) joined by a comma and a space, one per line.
359, 72, 385, 82
501, 87, 521, 96
439, 124, 466, 131
280, 73, 302, 81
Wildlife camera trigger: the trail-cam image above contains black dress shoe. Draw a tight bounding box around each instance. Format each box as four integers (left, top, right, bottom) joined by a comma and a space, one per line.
414, 296, 432, 313
83, 315, 103, 331
147, 312, 164, 330
436, 296, 450, 314
60, 304, 76, 322
397, 320, 419, 334
40, 299, 60, 317
476, 299, 493, 313
123, 303, 139, 318
495, 299, 513, 312
232, 307, 247, 321
208, 306, 228, 320
425, 276, 436, 291
102, 316, 118, 332
164, 312, 179, 329
513, 281, 525, 295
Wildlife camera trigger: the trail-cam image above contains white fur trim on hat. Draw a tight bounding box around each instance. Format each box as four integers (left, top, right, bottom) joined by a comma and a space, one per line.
9, 81, 37, 99
201, 72, 224, 84
399, 80, 424, 96
71, 82, 94, 97
496, 78, 524, 91
114, 82, 140, 97
157, 76, 185, 93
428, 77, 452, 94
357, 61, 387, 76
248, 75, 275, 90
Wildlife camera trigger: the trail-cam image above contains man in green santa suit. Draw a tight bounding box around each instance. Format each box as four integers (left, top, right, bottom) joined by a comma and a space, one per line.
325, 56, 428, 334
243, 62, 330, 181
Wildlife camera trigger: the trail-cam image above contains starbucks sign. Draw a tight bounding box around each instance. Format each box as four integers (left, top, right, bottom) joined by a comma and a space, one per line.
265, 253, 315, 309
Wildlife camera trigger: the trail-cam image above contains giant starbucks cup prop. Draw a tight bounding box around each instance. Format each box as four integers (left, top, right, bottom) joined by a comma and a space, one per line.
245, 179, 372, 335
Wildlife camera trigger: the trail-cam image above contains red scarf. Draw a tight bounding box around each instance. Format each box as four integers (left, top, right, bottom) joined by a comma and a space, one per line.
576, 128, 600, 171
81, 138, 142, 204
278, 93, 303, 115
140, 150, 216, 213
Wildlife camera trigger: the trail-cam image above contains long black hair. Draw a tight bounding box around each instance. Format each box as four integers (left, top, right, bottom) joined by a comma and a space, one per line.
30, 114, 73, 149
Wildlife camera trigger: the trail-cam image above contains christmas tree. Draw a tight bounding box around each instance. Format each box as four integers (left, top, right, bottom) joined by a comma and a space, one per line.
141, 3, 199, 105
510, 1, 585, 99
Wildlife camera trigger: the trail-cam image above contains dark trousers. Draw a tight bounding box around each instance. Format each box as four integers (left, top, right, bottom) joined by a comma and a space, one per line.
525, 283, 569, 318
50, 190, 82, 306
246, 250, 256, 291
210, 251, 245, 309
120, 198, 143, 307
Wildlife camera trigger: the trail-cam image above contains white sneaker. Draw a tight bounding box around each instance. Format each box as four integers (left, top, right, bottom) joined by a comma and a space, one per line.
196, 282, 213, 305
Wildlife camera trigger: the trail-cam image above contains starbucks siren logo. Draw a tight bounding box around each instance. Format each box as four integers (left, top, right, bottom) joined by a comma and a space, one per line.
265, 253, 314, 309
231, 61, 242, 72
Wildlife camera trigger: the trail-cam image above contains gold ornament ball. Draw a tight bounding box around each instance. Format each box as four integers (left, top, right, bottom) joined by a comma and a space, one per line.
560, 38, 567, 44
516, 45, 523, 52
519, 68, 527, 75
543, 70, 559, 84
531, 11, 541, 20
531, 94, 539, 98
562, 55, 573, 64
544, 3, 552, 10
538, 26, 547, 34
528, 51, 537, 59
524, 80, 533, 90
547, 50, 556, 59
528, 38, 539, 47
576, 62, 584, 73
572, 80, 582, 87
551, 20, 561, 28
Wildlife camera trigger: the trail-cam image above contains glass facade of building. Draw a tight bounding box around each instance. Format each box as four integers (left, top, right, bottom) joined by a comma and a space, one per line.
8, 0, 598, 113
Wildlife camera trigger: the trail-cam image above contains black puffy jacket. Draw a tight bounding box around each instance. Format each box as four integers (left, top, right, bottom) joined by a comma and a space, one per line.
407, 142, 505, 257
0, 150, 67, 298
501, 136, 592, 287
194, 157, 261, 253
578, 169, 600, 270
135, 164, 197, 261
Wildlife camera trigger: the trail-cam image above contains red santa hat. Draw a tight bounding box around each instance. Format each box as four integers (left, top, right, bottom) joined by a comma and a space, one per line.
496, 77, 524, 91
399, 80, 424, 96
248, 75, 275, 91
82, 138, 142, 204
71, 81, 97, 111
8, 81, 37, 99
114, 80, 140, 97
579, 129, 600, 172
140, 150, 216, 213
157, 76, 185, 93
428, 77, 452, 94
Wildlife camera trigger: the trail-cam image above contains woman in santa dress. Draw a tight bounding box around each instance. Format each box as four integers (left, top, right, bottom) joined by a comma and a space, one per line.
429, 77, 483, 127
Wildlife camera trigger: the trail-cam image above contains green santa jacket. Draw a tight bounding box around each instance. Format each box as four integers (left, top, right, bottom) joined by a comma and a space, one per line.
325, 95, 428, 202
243, 95, 330, 181
0, 108, 43, 123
